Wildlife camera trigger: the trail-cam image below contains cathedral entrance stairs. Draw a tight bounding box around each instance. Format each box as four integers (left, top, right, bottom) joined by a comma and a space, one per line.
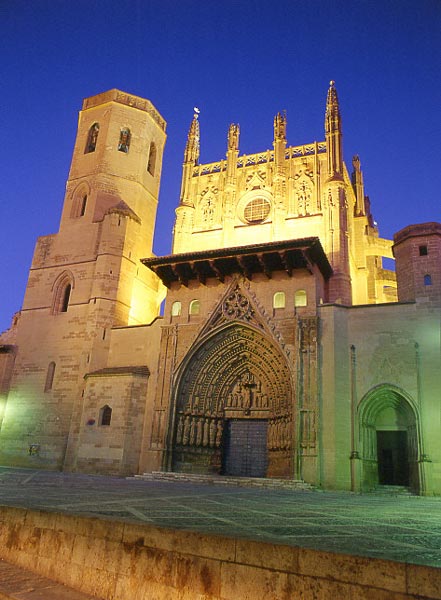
371, 484, 415, 496
132, 471, 314, 490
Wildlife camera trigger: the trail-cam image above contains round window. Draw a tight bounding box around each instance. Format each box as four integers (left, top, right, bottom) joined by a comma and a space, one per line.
243, 197, 271, 224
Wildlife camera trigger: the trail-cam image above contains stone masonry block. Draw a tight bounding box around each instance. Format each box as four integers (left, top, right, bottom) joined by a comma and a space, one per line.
406, 564, 441, 599
298, 548, 407, 593
174, 554, 221, 598
220, 562, 290, 600
235, 539, 299, 572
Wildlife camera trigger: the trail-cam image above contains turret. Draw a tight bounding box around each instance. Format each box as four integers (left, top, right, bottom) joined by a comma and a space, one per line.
179, 110, 200, 207
351, 155, 366, 216
325, 81, 343, 180
393, 223, 441, 303
174, 110, 200, 252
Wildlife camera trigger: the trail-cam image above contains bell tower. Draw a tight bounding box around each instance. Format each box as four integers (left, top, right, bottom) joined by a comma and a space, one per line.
60, 89, 167, 259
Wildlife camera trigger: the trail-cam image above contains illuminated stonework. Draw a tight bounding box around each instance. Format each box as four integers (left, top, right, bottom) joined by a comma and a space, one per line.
0, 85, 440, 496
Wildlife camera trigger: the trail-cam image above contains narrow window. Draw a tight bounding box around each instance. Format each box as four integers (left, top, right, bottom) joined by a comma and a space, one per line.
424, 274, 432, 286
189, 300, 200, 316
419, 245, 428, 256
273, 291, 286, 309
85, 123, 99, 153
171, 301, 182, 317
295, 290, 307, 307
79, 195, 87, 217
52, 273, 74, 314
61, 284, 71, 312
118, 128, 131, 153
147, 142, 157, 175
44, 362, 56, 392
99, 405, 112, 426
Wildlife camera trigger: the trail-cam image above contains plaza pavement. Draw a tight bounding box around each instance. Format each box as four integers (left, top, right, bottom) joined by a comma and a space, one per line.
0, 467, 440, 569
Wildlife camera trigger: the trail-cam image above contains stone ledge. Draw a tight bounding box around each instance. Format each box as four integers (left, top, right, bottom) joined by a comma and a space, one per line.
1, 505, 441, 599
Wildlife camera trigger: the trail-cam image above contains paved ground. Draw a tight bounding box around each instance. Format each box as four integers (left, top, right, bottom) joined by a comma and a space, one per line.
0, 467, 440, 568
0, 559, 97, 600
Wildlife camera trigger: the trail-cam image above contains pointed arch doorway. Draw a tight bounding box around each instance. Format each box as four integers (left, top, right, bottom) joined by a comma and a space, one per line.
359, 385, 420, 492
169, 323, 296, 479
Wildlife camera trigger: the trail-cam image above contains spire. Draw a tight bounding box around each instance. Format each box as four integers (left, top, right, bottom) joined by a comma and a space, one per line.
325, 80, 343, 179
184, 108, 200, 165
274, 111, 286, 141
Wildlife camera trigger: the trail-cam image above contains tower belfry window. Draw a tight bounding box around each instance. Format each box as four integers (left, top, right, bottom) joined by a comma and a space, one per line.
85, 123, 99, 153
147, 142, 157, 175
118, 128, 131, 153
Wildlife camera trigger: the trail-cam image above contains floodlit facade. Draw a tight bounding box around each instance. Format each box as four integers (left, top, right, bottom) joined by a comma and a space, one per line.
0, 84, 440, 495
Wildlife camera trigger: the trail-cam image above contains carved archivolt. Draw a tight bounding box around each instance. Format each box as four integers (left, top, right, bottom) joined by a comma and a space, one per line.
173, 323, 294, 451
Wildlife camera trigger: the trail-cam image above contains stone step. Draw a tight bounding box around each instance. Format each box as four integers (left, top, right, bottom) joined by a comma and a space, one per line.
132, 471, 314, 491
372, 485, 415, 496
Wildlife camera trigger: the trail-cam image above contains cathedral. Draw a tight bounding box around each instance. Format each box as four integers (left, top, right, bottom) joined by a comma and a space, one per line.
0, 83, 440, 495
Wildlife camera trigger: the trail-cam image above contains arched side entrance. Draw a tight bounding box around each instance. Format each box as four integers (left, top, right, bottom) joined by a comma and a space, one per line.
170, 324, 295, 478
358, 385, 420, 493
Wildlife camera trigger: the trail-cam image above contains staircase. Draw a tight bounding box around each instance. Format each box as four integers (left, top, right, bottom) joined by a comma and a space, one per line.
372, 484, 416, 496
132, 471, 314, 491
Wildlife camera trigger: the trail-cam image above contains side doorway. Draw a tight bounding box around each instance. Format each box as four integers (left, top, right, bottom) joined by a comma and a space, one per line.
376, 430, 409, 486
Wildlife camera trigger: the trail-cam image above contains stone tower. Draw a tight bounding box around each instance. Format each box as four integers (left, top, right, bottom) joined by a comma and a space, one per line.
393, 222, 441, 303
0, 90, 166, 469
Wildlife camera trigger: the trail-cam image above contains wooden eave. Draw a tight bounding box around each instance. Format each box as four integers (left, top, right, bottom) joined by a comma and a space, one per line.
142, 238, 332, 288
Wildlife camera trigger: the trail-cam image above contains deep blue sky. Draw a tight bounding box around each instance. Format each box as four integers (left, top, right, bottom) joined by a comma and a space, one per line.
1, 0, 440, 333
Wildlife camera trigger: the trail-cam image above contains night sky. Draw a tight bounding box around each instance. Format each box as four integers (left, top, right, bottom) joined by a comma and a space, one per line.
1, 0, 440, 333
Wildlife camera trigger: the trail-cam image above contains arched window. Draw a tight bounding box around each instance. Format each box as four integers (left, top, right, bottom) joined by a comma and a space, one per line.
189, 300, 200, 316
61, 284, 71, 312
79, 195, 87, 216
273, 291, 286, 309
71, 184, 90, 218
294, 290, 307, 307
44, 362, 56, 392
424, 274, 432, 286
85, 123, 99, 153
147, 142, 157, 175
118, 128, 131, 153
171, 301, 182, 317
99, 405, 112, 426
52, 272, 74, 314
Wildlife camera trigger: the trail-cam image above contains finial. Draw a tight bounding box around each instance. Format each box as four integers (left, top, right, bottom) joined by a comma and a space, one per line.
330, 80, 335, 86
193, 106, 200, 119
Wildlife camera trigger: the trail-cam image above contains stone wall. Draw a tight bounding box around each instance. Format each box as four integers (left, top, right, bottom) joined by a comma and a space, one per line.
0, 505, 440, 599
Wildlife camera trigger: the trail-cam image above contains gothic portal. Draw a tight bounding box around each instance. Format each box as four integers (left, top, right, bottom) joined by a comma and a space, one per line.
171, 319, 295, 478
